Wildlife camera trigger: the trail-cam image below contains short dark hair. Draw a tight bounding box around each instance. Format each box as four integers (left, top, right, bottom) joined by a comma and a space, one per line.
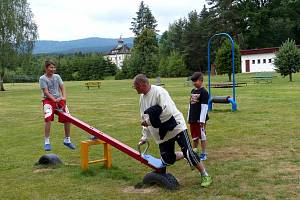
45, 60, 56, 68
191, 72, 203, 82
133, 74, 149, 85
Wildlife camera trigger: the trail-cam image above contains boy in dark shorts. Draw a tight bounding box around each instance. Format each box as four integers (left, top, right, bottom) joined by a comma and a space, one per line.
39, 60, 75, 151
187, 72, 209, 161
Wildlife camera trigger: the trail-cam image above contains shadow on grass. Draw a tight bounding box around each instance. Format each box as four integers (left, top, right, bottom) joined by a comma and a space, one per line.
79, 165, 136, 182
33, 163, 63, 173
210, 109, 236, 113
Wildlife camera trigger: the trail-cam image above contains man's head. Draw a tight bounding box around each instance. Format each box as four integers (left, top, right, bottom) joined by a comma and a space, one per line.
133, 74, 151, 94
191, 72, 204, 88
44, 60, 56, 76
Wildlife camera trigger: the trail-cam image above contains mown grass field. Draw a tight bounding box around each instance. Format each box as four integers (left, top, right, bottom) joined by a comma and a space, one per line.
0, 73, 299, 200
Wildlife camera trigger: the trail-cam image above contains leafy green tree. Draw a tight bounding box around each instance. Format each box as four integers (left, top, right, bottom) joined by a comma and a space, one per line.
0, 0, 38, 91
130, 1, 158, 36
274, 39, 300, 82
159, 51, 188, 77
215, 40, 241, 82
159, 18, 186, 57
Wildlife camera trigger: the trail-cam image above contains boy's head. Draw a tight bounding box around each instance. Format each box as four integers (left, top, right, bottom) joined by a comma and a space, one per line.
44, 60, 56, 75
191, 72, 204, 88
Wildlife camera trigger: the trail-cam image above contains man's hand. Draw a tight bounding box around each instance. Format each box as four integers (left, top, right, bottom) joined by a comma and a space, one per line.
138, 139, 146, 145
199, 122, 205, 128
141, 121, 149, 127
54, 98, 61, 103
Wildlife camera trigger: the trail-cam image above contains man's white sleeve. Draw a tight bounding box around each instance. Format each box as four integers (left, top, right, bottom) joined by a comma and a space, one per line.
157, 90, 173, 120
141, 127, 151, 141
200, 104, 208, 123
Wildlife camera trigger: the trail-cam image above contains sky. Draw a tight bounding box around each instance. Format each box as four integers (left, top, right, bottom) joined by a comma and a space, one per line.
27, 0, 206, 41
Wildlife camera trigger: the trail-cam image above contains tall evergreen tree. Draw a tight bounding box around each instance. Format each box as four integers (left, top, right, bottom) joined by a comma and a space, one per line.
0, 0, 38, 91
126, 28, 159, 78
130, 1, 158, 36
159, 18, 186, 58
182, 11, 204, 72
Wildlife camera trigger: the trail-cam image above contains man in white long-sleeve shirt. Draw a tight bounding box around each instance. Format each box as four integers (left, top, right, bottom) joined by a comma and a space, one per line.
133, 74, 212, 187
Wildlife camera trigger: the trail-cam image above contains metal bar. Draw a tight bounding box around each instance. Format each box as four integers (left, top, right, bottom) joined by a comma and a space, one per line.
55, 110, 161, 171
89, 159, 106, 164
207, 32, 237, 111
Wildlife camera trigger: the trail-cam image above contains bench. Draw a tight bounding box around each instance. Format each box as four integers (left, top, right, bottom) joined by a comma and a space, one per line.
184, 76, 192, 86
85, 81, 101, 89
155, 77, 165, 87
252, 72, 273, 83
207, 82, 247, 88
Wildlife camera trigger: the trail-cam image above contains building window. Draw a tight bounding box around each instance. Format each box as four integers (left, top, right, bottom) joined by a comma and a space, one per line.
269, 59, 272, 63
263, 59, 266, 63
252, 60, 255, 64
257, 59, 260, 64
119, 56, 121, 60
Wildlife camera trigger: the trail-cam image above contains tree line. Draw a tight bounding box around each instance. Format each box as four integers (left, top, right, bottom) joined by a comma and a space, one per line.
3, 53, 117, 83
117, 0, 300, 79
1, 0, 300, 91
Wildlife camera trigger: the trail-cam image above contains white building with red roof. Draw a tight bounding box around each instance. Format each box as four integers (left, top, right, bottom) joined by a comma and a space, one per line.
240, 45, 300, 73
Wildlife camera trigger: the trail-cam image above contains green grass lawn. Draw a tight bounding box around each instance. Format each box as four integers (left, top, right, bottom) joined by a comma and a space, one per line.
0, 73, 299, 200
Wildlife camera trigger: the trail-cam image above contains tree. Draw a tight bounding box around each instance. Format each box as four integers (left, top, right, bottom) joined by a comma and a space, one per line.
274, 39, 300, 82
215, 40, 241, 82
130, 1, 158, 36
0, 0, 38, 91
159, 51, 187, 77
119, 2, 159, 79
124, 28, 159, 78
182, 11, 204, 72
159, 18, 186, 58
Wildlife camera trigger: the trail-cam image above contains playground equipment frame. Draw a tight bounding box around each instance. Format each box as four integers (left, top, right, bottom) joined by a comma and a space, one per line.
207, 32, 237, 111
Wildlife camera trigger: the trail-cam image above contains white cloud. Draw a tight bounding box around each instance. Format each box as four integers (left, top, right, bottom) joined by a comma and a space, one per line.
28, 0, 206, 41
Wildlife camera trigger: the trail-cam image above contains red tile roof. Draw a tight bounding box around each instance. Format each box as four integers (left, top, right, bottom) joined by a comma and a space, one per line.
240, 45, 300, 55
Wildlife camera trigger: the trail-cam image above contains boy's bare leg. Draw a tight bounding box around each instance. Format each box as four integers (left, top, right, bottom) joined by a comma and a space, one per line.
63, 122, 75, 149
44, 121, 51, 150
192, 139, 199, 149
200, 140, 207, 153
45, 121, 51, 138
64, 122, 70, 137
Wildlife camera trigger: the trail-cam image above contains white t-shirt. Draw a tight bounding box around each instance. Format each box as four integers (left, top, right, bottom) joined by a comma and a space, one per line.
140, 85, 187, 144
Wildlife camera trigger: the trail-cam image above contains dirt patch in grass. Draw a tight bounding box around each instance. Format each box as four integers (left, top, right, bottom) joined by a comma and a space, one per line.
33, 168, 54, 173
260, 184, 300, 200
210, 147, 281, 162
209, 147, 244, 161
278, 162, 300, 175
122, 186, 158, 193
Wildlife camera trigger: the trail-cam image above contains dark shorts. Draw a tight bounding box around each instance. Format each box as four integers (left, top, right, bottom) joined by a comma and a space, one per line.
190, 122, 206, 140
159, 130, 200, 166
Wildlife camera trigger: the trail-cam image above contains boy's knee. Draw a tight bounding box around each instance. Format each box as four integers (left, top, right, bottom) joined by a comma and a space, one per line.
160, 152, 176, 166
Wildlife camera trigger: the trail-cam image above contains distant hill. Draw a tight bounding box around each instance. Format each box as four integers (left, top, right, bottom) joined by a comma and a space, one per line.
33, 37, 134, 54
